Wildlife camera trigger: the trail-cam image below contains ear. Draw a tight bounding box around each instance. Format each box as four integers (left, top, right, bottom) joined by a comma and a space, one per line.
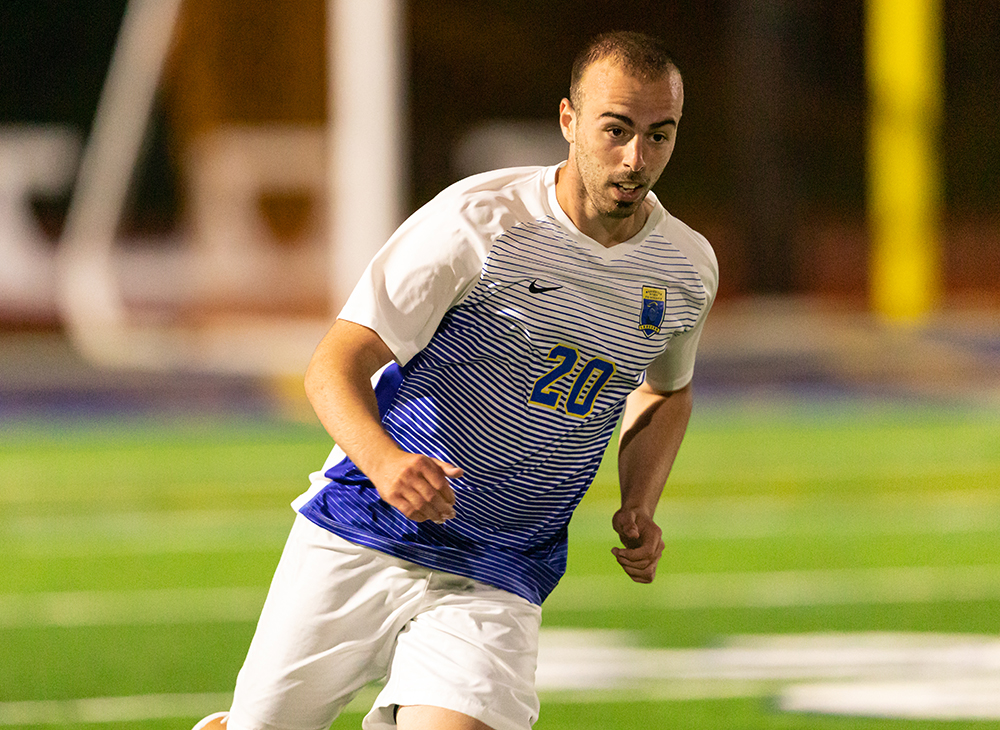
559, 98, 575, 144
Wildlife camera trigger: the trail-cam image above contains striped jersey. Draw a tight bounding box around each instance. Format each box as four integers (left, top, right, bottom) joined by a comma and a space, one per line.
295, 164, 718, 604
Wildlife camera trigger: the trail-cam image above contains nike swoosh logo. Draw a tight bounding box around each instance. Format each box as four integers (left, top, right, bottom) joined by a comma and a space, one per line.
528, 280, 563, 294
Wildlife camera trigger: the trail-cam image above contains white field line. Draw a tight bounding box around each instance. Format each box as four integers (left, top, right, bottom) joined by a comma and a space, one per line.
535, 629, 1000, 688
3, 564, 1000, 628
780, 678, 1000, 719
535, 630, 1000, 719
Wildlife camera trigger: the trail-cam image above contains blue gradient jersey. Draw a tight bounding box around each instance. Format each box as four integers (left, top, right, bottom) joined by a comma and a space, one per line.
295, 164, 718, 604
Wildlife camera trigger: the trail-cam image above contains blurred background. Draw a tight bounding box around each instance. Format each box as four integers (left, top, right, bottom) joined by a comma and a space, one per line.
1, 0, 998, 409
2, 1, 1000, 728
2, 0, 998, 328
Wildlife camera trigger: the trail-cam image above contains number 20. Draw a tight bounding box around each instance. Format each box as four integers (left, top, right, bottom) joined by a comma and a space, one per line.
529, 344, 616, 417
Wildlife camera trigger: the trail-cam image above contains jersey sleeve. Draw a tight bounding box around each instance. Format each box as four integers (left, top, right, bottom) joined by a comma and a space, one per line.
643, 231, 719, 393
337, 194, 491, 365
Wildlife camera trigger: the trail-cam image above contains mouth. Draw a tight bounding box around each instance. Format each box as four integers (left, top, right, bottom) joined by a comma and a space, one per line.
610, 181, 647, 202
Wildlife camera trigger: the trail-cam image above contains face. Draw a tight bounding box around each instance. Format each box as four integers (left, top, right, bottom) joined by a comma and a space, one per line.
560, 58, 684, 228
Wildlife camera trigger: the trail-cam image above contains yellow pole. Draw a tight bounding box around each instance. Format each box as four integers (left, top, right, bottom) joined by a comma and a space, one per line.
866, 0, 943, 322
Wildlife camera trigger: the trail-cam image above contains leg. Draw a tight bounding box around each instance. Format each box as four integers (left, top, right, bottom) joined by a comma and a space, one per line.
395, 705, 495, 730
228, 515, 432, 730
363, 572, 542, 730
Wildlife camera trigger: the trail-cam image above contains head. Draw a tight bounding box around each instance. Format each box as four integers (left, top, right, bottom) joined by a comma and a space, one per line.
568, 32, 681, 114
558, 32, 684, 238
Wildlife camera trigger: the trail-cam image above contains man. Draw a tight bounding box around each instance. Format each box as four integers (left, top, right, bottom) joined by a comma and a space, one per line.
198, 30, 717, 730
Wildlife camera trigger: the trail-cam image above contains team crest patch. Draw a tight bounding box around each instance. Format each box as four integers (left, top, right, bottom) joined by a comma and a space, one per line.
638, 286, 666, 338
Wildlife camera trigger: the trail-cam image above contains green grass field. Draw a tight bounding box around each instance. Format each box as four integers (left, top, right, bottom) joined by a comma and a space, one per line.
2, 394, 999, 729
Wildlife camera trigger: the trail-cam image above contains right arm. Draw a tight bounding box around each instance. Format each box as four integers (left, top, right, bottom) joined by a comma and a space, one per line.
303, 318, 461, 523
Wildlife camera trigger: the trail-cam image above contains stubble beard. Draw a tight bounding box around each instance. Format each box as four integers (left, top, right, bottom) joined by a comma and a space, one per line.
574, 149, 645, 221
575, 146, 649, 220
598, 185, 645, 220
609, 197, 642, 218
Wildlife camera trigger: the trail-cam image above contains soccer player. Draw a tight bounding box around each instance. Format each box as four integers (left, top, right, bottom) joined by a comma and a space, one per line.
198, 29, 718, 730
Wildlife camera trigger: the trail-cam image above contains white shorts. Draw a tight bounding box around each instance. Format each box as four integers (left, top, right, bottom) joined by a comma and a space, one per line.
228, 515, 542, 730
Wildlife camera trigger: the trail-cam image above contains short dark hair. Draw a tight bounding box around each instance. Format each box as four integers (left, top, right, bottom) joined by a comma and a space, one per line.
569, 31, 680, 110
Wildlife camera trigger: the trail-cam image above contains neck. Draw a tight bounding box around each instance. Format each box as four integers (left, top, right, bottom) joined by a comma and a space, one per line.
555, 166, 650, 247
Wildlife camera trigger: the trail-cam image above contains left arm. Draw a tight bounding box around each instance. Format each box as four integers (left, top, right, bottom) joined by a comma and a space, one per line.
611, 380, 693, 583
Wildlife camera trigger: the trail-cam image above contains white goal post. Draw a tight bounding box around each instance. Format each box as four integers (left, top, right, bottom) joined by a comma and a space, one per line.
57, 0, 405, 376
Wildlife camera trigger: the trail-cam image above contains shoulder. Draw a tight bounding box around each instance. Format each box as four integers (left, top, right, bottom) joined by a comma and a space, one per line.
438, 165, 551, 199
653, 209, 719, 298
382, 165, 551, 275
425, 166, 552, 229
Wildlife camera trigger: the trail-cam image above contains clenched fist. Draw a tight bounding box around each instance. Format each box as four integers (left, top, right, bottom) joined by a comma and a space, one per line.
611, 508, 664, 583
374, 452, 463, 524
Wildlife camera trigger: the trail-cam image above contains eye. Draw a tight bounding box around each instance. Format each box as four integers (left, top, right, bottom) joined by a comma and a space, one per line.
651, 131, 670, 144
607, 127, 626, 138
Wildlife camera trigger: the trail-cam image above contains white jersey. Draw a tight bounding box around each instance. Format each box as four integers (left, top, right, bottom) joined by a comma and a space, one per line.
296, 164, 718, 604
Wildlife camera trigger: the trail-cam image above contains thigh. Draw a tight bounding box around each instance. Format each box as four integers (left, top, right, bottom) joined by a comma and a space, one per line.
229, 515, 430, 730
395, 705, 495, 730
363, 573, 542, 730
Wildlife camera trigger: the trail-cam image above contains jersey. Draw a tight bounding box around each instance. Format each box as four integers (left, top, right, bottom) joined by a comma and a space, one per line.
294, 164, 719, 604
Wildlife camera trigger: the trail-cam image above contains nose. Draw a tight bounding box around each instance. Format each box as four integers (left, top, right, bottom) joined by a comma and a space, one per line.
623, 135, 645, 172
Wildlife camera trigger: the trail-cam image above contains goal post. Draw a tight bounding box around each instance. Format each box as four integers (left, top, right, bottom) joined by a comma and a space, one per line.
866, 0, 944, 323
57, 0, 405, 376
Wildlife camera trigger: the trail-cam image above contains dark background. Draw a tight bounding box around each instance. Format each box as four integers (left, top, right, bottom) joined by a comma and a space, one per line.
2, 1, 997, 302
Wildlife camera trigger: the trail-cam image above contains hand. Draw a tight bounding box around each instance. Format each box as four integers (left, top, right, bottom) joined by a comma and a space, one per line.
374, 451, 463, 524
611, 508, 664, 583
